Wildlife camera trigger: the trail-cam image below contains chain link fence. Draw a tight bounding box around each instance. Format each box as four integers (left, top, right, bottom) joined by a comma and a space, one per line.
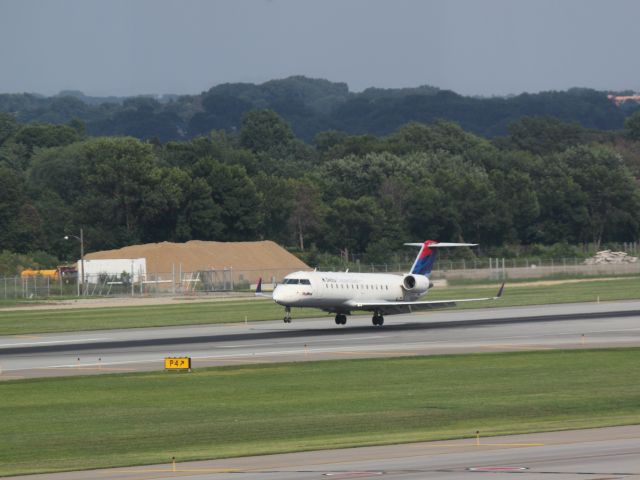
2, 267, 297, 300
2, 258, 639, 300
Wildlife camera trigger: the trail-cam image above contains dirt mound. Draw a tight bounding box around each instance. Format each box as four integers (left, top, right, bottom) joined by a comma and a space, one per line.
84, 240, 308, 279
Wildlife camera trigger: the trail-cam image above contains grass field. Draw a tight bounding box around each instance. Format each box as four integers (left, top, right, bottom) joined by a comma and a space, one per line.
0, 276, 639, 335
1, 348, 639, 475
429, 276, 640, 309
0, 300, 326, 335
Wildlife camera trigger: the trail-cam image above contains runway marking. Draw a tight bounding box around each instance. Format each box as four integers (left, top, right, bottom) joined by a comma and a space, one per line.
71, 427, 640, 479
115, 467, 240, 473
416, 442, 545, 448
482, 344, 554, 350
6, 326, 640, 375
468, 466, 528, 471
34, 366, 137, 372
0, 339, 623, 374
330, 350, 421, 356
217, 343, 265, 348
0, 337, 110, 348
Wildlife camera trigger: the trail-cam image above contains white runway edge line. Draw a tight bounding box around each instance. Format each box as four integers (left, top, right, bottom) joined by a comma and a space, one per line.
215, 335, 385, 349
0, 338, 111, 348
1, 343, 444, 372
5, 328, 640, 373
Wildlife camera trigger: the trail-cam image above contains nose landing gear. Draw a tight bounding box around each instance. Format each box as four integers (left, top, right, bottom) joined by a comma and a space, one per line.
283, 306, 292, 323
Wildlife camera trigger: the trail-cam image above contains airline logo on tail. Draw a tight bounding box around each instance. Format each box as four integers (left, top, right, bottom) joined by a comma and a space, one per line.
410, 240, 438, 275
406, 240, 478, 276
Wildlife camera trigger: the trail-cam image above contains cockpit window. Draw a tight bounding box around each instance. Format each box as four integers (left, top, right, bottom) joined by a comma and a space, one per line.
283, 278, 310, 285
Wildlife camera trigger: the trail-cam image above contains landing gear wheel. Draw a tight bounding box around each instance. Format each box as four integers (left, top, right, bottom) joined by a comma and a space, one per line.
284, 306, 292, 324
335, 314, 347, 325
372, 313, 384, 326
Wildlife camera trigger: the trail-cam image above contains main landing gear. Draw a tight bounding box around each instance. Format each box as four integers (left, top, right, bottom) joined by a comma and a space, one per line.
334, 313, 347, 325
372, 311, 384, 326
283, 306, 292, 323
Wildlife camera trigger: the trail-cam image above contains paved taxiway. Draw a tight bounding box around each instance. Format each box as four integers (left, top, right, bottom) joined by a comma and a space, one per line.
1, 300, 640, 379
6, 425, 640, 479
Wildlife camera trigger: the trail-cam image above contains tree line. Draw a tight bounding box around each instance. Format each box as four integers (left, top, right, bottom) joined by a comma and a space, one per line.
2, 106, 640, 273
1, 76, 638, 144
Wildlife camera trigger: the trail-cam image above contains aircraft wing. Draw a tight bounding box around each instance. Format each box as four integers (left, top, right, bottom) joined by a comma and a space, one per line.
346, 283, 505, 316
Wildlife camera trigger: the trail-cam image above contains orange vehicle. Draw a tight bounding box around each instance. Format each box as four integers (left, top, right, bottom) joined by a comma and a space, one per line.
20, 269, 59, 280
20, 266, 77, 280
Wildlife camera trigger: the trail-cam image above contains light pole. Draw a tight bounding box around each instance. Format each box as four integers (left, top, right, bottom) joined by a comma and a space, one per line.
64, 228, 84, 296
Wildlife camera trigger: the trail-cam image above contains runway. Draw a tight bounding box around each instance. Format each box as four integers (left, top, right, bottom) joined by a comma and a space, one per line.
5, 425, 640, 479
1, 300, 640, 379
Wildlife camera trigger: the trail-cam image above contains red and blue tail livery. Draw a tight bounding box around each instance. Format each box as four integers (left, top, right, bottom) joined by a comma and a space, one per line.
406, 240, 477, 276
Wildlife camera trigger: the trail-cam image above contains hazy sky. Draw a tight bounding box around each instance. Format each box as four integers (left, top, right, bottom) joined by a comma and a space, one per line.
1, 0, 639, 97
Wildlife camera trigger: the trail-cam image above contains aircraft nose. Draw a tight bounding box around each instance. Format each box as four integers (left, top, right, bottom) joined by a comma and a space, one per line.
272, 285, 286, 304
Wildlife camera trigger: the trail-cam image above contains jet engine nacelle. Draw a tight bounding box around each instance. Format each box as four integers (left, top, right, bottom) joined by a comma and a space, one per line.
402, 274, 431, 294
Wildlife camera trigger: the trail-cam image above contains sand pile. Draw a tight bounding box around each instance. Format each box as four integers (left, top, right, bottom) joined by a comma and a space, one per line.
84, 240, 309, 278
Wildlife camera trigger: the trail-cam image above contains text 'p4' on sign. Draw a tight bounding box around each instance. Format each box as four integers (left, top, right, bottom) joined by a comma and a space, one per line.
165, 357, 192, 371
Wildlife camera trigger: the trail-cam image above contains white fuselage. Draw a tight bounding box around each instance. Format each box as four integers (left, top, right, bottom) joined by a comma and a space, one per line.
272, 270, 426, 312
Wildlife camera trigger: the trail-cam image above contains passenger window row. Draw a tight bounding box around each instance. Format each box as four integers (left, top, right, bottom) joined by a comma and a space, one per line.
324, 283, 389, 290
282, 278, 389, 291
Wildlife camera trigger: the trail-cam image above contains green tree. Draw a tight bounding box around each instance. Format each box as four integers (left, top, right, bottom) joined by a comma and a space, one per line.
0, 113, 18, 146
500, 116, 589, 155
254, 174, 294, 245
287, 178, 327, 251
490, 169, 540, 243
385, 121, 487, 156
151, 168, 223, 242
239, 110, 294, 153
562, 145, 640, 248
324, 196, 383, 253
624, 111, 640, 141
531, 159, 587, 244
427, 156, 498, 243
194, 158, 263, 240
14, 123, 81, 152
76, 137, 171, 249
0, 166, 23, 250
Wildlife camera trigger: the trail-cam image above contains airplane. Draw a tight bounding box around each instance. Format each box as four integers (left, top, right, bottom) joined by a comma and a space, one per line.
257, 240, 504, 326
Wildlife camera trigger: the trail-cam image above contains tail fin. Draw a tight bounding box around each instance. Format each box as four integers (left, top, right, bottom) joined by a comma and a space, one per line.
405, 241, 478, 276
255, 277, 273, 298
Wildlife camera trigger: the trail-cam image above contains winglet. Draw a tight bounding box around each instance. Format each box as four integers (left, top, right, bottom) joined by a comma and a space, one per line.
255, 277, 273, 298
495, 282, 505, 299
